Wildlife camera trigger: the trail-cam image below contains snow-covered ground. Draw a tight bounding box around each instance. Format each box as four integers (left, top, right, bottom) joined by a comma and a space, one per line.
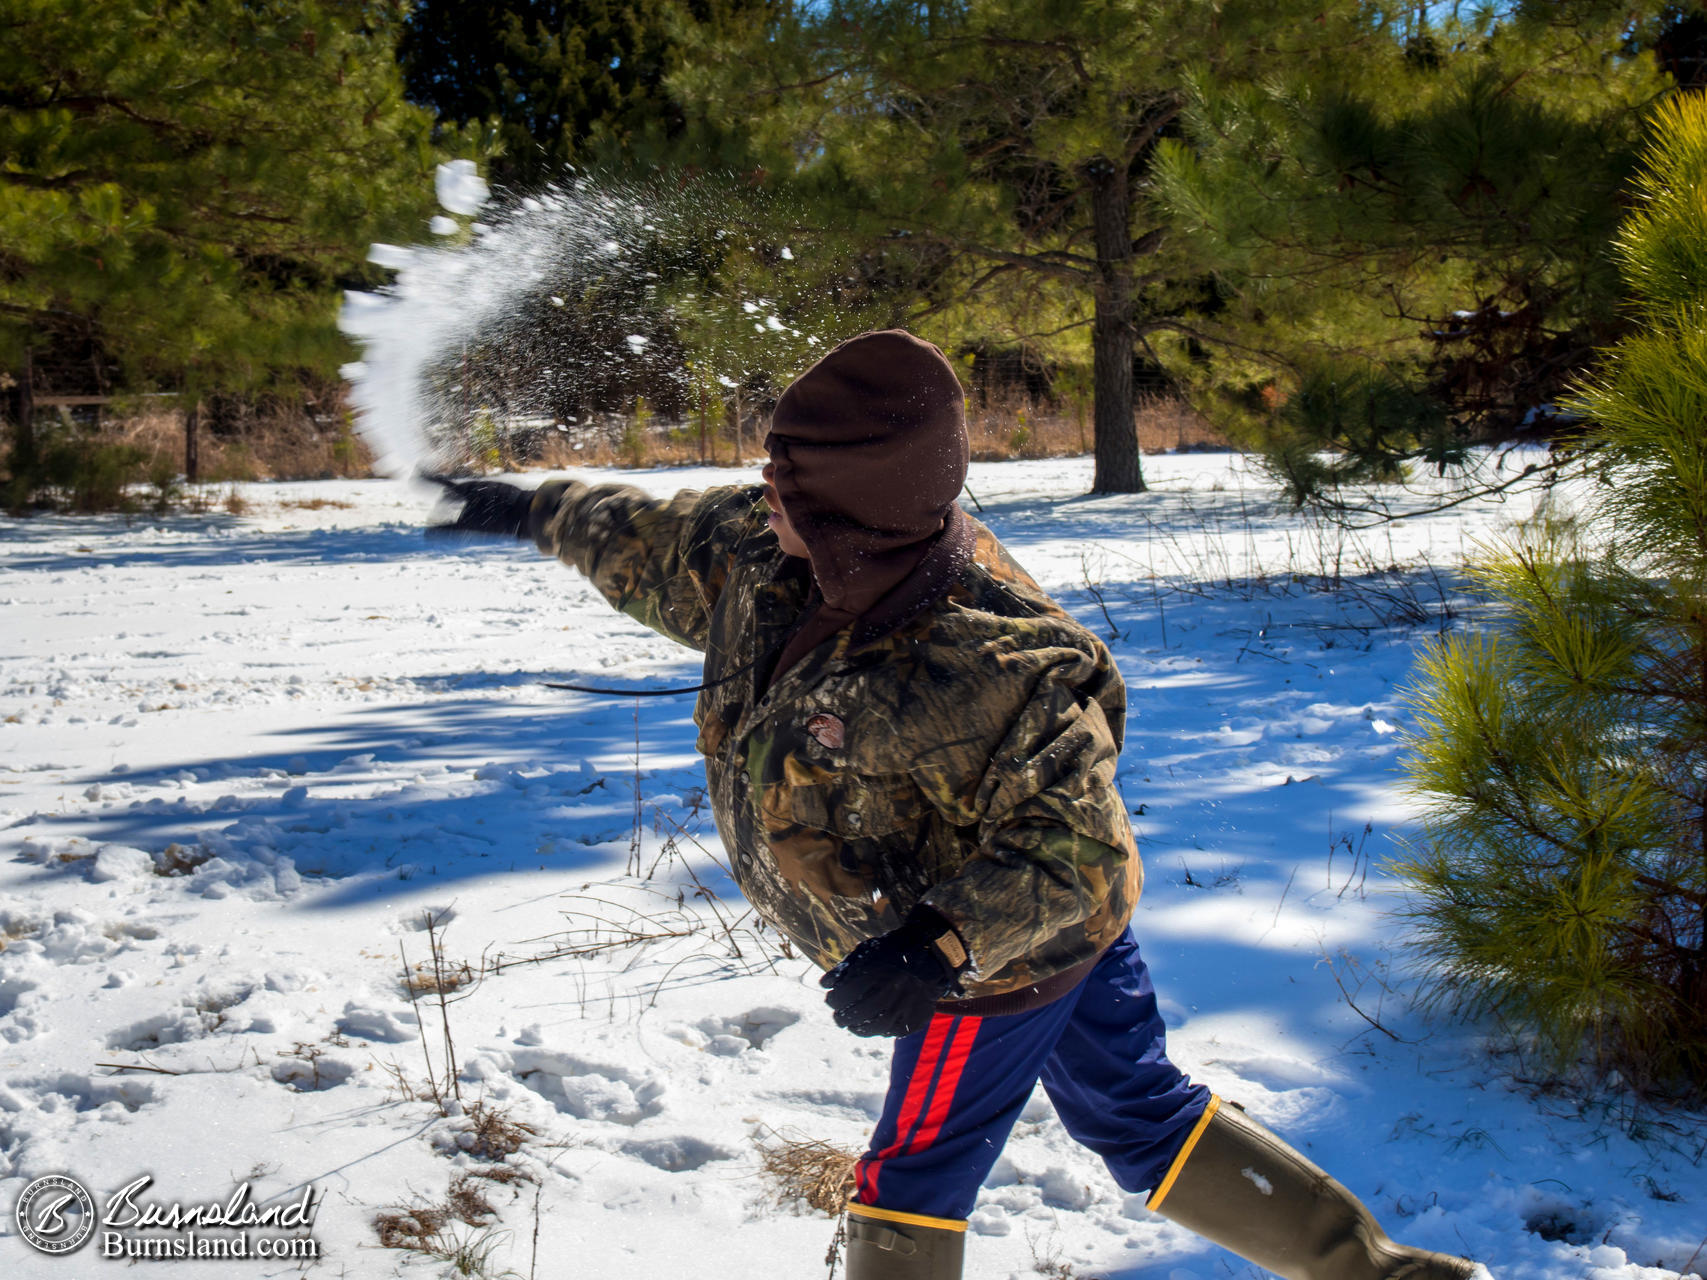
1, 453, 1701, 1279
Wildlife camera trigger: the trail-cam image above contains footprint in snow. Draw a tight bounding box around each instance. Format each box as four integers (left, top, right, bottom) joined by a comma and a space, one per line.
17, 1073, 157, 1114
0, 977, 42, 1042
271, 1056, 356, 1091
335, 1001, 419, 1043
386, 905, 457, 934
105, 983, 259, 1051
510, 1049, 664, 1124
620, 1135, 735, 1172
667, 1006, 802, 1055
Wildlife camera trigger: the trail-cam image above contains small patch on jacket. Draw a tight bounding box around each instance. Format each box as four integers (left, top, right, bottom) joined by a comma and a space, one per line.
805, 713, 845, 749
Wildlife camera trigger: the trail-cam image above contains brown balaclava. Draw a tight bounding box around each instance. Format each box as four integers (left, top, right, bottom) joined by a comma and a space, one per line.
764, 329, 974, 681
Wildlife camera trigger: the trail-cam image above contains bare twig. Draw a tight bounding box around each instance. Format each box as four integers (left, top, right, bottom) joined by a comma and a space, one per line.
1678, 1230, 1706, 1278
400, 938, 444, 1112
95, 1061, 183, 1075
1080, 550, 1125, 641
1322, 950, 1411, 1044
1270, 865, 1298, 933
424, 911, 462, 1105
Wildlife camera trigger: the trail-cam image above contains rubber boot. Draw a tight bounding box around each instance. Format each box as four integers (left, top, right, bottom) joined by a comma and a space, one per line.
844, 1204, 966, 1280
1147, 1098, 1475, 1280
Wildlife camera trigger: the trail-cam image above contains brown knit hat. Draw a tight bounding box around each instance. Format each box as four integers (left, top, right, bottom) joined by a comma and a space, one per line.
765, 330, 970, 616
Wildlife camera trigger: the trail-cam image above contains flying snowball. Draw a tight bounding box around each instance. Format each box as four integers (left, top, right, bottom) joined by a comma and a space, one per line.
367, 243, 416, 271
434, 159, 489, 216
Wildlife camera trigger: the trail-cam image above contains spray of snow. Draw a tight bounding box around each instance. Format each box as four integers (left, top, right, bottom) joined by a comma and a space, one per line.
1241, 1166, 1275, 1196
340, 162, 841, 484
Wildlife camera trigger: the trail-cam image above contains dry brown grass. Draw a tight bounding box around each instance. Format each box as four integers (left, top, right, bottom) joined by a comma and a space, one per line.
0, 919, 42, 953
65, 388, 1221, 495
402, 956, 476, 997
1135, 395, 1230, 453
372, 1174, 499, 1250
278, 496, 354, 510
754, 1129, 860, 1216
459, 1099, 538, 1161
496, 392, 1224, 475
153, 843, 214, 877
966, 392, 1226, 461
89, 397, 372, 484
525, 415, 760, 471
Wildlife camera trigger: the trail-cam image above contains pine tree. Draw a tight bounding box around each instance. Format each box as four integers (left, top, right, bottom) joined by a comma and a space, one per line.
1152, 4, 1677, 503
0, 0, 445, 487
677, 0, 1370, 494
399, 0, 757, 187
1397, 91, 1707, 1095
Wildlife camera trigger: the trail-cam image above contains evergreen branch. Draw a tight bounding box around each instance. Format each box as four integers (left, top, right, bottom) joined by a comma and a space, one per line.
747, 64, 860, 99
905, 262, 1021, 321
0, 168, 109, 190
961, 35, 1093, 84
1287, 461, 1555, 529
0, 90, 198, 137
1463, 702, 1591, 864
1120, 99, 1183, 168
0, 299, 87, 322
930, 238, 1092, 282
1009, 317, 1095, 341
1130, 227, 1165, 259
1614, 919, 1706, 960
206, 207, 301, 227
1145, 318, 1314, 365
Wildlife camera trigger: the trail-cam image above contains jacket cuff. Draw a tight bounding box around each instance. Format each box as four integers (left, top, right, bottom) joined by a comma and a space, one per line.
527, 479, 583, 550
898, 903, 971, 978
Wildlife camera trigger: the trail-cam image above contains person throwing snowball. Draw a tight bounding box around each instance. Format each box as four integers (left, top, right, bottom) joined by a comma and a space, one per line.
427, 330, 1477, 1280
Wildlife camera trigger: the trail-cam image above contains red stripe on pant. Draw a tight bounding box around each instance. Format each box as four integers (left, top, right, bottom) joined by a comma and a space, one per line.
855, 1013, 983, 1205
855, 1015, 953, 1202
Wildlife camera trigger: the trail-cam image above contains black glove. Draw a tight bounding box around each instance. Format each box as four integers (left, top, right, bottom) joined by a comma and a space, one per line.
423, 474, 535, 540
820, 906, 970, 1038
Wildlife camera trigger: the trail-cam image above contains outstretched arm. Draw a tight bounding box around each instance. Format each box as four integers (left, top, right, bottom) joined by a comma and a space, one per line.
427, 475, 765, 651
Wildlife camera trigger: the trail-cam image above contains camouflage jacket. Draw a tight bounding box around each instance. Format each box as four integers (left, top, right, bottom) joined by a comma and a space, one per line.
528, 480, 1141, 1003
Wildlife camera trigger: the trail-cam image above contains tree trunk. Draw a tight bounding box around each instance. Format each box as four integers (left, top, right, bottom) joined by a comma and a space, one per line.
1085, 157, 1145, 494
184, 402, 200, 484
12, 347, 34, 474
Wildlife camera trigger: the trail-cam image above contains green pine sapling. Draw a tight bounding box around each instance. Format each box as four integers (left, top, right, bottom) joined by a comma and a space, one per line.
1397, 92, 1707, 1098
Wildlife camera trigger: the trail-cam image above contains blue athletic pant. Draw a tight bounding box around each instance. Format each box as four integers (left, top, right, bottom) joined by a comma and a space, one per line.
853, 929, 1210, 1220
